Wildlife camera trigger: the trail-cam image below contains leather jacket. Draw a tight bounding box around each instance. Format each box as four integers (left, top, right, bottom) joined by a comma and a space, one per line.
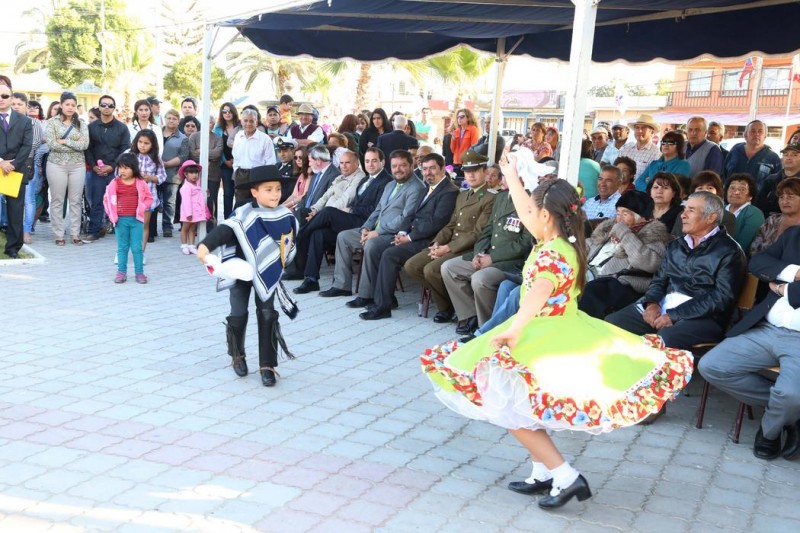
642, 228, 746, 328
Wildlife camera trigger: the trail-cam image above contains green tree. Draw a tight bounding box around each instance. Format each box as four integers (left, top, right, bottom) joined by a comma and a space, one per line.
45, 0, 135, 88
423, 46, 494, 110
164, 54, 231, 106
14, 1, 63, 74
225, 39, 315, 96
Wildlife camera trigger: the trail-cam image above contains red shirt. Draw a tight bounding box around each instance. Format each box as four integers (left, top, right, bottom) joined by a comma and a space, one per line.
116, 179, 139, 216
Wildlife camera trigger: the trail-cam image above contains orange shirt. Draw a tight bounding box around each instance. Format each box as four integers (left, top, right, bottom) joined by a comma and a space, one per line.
450, 125, 480, 164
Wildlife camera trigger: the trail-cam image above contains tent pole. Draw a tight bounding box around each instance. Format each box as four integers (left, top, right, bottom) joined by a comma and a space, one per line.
748, 56, 763, 122
488, 37, 507, 165
558, 0, 598, 189
198, 23, 214, 241
781, 55, 796, 142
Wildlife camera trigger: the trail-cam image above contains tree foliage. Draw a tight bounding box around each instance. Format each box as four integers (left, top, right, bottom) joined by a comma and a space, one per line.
14, 1, 62, 74
159, 0, 204, 66
45, 0, 135, 88
164, 54, 231, 105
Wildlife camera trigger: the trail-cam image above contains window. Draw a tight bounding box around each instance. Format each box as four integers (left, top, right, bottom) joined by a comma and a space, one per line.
760, 67, 791, 95
687, 71, 712, 97
27, 92, 42, 102
722, 69, 748, 96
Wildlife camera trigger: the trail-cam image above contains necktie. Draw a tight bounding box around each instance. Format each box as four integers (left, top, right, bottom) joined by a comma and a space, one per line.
0, 114, 8, 133
305, 172, 322, 207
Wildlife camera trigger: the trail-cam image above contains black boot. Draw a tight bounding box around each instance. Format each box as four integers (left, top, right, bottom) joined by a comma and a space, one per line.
257, 308, 295, 387
225, 315, 248, 377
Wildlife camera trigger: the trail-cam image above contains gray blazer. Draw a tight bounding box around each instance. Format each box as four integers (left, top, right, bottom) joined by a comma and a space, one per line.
362, 176, 425, 235
303, 163, 340, 208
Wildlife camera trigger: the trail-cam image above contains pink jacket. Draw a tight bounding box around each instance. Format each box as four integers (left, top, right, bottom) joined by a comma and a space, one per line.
179, 180, 208, 222
103, 178, 154, 224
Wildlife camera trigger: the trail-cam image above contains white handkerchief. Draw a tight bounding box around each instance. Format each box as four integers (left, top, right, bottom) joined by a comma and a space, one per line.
515, 147, 557, 191
204, 254, 254, 281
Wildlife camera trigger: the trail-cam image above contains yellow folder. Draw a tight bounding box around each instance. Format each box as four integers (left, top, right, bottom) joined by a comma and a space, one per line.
0, 171, 23, 198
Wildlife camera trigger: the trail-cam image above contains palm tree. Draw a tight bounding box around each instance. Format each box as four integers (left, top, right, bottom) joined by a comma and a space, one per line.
13, 1, 62, 74
424, 46, 494, 109
225, 39, 314, 96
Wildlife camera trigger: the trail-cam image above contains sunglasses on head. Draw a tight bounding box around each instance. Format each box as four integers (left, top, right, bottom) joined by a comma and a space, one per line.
99, 102, 115, 108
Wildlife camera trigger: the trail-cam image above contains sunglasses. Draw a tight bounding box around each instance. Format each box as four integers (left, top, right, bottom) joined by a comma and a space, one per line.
0, 94, 11, 99
222, 109, 232, 114
457, 115, 466, 119
99, 103, 115, 109
660, 141, 677, 146
294, 156, 304, 161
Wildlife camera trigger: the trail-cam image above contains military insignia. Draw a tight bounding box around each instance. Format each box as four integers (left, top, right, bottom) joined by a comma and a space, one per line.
280, 231, 294, 266
504, 216, 521, 233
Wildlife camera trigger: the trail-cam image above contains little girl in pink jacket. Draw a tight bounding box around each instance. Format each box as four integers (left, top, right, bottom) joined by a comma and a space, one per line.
178, 160, 208, 255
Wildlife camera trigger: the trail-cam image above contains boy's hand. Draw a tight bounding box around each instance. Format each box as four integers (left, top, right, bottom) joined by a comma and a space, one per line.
197, 244, 210, 264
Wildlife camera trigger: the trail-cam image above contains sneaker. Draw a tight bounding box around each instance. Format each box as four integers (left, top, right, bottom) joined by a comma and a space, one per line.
135, 274, 148, 284
82, 234, 99, 243
114, 272, 127, 283
181, 245, 191, 255
188, 245, 198, 255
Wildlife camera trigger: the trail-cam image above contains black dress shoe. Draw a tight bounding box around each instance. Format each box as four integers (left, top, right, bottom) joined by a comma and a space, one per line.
346, 297, 374, 308
391, 295, 399, 309
508, 478, 553, 495
455, 316, 479, 335
754, 427, 782, 460
293, 279, 320, 294
538, 475, 592, 509
783, 420, 800, 460
360, 307, 392, 320
282, 271, 304, 281
261, 368, 277, 387
231, 356, 248, 377
433, 309, 456, 323
6, 251, 18, 259
459, 334, 476, 343
319, 287, 353, 297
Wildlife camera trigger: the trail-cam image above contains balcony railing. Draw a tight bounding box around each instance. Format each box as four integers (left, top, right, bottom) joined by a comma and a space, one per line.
666, 89, 794, 110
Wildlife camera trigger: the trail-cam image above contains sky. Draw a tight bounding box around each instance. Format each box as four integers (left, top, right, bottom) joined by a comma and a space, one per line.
1, 0, 674, 96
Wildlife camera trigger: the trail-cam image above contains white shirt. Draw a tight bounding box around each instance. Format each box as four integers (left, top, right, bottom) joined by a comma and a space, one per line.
129, 121, 164, 157
766, 264, 800, 331
287, 123, 324, 144
232, 129, 276, 171
618, 141, 661, 182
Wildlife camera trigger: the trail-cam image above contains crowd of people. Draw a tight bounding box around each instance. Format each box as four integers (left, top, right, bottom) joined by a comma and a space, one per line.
2, 68, 800, 509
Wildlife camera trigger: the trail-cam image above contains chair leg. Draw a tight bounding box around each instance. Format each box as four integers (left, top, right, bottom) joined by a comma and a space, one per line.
418, 287, 431, 318
746, 405, 754, 420
355, 252, 363, 293
732, 402, 747, 444
397, 275, 405, 292
695, 380, 711, 429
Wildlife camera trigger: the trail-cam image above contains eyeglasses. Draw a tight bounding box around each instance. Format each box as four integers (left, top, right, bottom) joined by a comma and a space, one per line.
99, 103, 115, 109
778, 193, 798, 200
660, 141, 677, 146
294, 156, 304, 161
728, 186, 749, 193
0, 94, 11, 99
457, 115, 466, 119
222, 109, 232, 114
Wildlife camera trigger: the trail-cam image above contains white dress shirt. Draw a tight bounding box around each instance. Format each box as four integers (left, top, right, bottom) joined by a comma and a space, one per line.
766, 264, 800, 331
232, 129, 276, 171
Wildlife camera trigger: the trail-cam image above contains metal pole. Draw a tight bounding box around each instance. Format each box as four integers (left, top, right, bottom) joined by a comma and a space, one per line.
558, 0, 599, 187
100, 0, 107, 91
487, 38, 506, 165
748, 56, 763, 122
198, 23, 213, 241
781, 55, 797, 142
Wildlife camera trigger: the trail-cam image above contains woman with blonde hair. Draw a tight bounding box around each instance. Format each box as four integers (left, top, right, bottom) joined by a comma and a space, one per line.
449, 108, 480, 176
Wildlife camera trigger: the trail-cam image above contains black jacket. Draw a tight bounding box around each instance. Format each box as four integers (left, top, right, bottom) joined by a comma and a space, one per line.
349, 169, 393, 221
754, 169, 798, 217
0, 110, 33, 171
642, 227, 746, 328
376, 130, 419, 157
85, 118, 131, 167
407, 178, 459, 241
728, 226, 800, 336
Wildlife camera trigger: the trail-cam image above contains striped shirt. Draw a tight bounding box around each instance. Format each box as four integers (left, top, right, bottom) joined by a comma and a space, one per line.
116, 179, 139, 216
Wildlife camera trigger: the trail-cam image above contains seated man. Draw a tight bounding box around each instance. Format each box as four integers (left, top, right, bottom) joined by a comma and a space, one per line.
292, 144, 340, 223
319, 150, 425, 301
441, 171, 532, 335
286, 147, 392, 288
405, 150, 496, 323
583, 165, 622, 221
699, 226, 800, 460
606, 191, 746, 349
304, 149, 365, 227
360, 153, 459, 320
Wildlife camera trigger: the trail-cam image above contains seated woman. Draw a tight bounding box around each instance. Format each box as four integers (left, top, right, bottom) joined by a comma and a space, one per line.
749, 177, 800, 255
579, 190, 670, 319
282, 146, 311, 210
647, 172, 683, 233
725, 172, 764, 253
578, 138, 601, 199
613, 156, 636, 194
671, 170, 736, 237
634, 130, 691, 192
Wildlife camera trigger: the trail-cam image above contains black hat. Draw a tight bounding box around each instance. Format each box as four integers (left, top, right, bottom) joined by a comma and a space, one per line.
235, 165, 292, 190
616, 190, 654, 220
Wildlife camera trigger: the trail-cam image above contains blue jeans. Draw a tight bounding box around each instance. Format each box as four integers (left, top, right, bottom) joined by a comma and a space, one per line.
86, 170, 112, 236
0, 195, 6, 226
221, 165, 234, 218
161, 183, 180, 232
116, 216, 144, 275
474, 280, 521, 336
23, 166, 42, 232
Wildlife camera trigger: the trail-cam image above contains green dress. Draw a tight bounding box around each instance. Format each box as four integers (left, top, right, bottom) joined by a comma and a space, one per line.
421, 238, 694, 434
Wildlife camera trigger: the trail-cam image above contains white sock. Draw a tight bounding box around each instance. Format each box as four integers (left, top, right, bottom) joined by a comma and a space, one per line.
525, 461, 552, 483
549, 462, 580, 495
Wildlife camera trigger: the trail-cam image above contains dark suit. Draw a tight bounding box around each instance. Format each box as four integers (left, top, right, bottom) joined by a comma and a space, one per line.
294, 163, 339, 221
376, 130, 419, 158
699, 226, 800, 439
371, 178, 460, 311
0, 109, 34, 255
292, 169, 392, 280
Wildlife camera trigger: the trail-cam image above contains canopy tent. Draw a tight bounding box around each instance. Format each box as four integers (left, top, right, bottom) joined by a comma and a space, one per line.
195, 0, 800, 237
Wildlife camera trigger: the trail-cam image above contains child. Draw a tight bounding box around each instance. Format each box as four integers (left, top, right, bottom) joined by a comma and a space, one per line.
197, 165, 299, 387
128, 129, 166, 253
103, 153, 153, 284
177, 160, 207, 255
420, 162, 694, 509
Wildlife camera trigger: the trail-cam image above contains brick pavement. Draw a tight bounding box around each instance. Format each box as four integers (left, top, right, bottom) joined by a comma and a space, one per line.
0, 222, 799, 532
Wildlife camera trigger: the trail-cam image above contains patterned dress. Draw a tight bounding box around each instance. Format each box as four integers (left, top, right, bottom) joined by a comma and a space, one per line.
421, 237, 694, 434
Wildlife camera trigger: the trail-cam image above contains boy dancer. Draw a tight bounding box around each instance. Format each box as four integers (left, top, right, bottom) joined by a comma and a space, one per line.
197, 165, 299, 386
